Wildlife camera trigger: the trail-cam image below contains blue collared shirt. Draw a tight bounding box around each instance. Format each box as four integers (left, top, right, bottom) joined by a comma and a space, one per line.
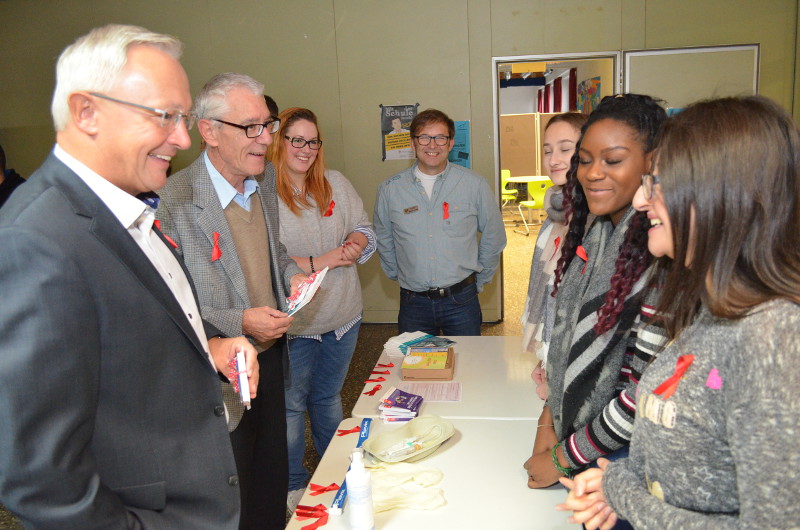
373, 162, 507, 292
204, 151, 259, 211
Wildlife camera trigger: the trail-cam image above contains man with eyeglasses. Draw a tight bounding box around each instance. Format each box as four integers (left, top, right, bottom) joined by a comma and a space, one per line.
0, 25, 261, 528
156, 72, 306, 529
374, 108, 506, 336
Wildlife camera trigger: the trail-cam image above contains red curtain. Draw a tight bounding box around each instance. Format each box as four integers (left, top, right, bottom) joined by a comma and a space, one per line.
569, 68, 578, 111
543, 84, 551, 113
553, 77, 562, 112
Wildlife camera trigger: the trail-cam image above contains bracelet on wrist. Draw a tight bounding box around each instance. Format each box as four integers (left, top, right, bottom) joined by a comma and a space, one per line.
551, 441, 574, 478
537, 424, 554, 429
309, 256, 315, 273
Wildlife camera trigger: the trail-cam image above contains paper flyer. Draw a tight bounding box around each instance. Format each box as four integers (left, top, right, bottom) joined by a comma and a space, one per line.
286, 267, 328, 316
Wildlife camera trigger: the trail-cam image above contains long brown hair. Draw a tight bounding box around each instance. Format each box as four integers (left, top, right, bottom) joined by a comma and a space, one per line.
268, 107, 332, 215
655, 96, 800, 338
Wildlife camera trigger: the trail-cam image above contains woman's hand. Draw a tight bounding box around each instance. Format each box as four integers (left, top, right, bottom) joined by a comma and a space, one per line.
341, 232, 368, 262
556, 459, 619, 530
524, 407, 561, 488
531, 360, 548, 400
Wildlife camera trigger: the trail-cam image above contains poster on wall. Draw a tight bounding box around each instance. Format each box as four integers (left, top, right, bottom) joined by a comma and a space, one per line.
448, 120, 471, 169
380, 104, 418, 160
577, 76, 601, 114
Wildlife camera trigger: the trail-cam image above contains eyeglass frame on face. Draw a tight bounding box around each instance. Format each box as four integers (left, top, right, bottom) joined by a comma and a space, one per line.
89, 92, 195, 131
211, 118, 281, 138
641, 173, 661, 200
412, 134, 451, 146
284, 136, 323, 150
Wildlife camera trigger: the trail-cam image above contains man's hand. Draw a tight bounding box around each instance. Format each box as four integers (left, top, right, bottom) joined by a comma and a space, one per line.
243, 306, 293, 342
208, 336, 259, 399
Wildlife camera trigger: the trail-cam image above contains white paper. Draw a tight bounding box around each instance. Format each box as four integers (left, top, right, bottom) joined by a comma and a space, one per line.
286, 266, 328, 316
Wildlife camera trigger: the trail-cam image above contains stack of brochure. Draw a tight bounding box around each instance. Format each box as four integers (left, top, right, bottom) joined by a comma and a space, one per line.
382, 332, 456, 357
378, 386, 424, 423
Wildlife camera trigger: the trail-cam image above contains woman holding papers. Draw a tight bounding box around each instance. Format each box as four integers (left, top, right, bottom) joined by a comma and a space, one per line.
268, 107, 376, 509
558, 96, 800, 529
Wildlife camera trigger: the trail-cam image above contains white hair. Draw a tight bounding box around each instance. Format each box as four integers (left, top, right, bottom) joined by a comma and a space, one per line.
192, 73, 265, 122
51, 24, 183, 131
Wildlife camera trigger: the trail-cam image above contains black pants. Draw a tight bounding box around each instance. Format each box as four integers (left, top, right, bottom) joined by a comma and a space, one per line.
229, 339, 288, 530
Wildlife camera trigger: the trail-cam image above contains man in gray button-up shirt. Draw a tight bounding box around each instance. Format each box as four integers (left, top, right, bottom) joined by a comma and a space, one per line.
374, 108, 506, 336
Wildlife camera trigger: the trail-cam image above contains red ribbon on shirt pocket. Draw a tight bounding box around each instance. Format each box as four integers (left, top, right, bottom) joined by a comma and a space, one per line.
323, 200, 335, 217
211, 232, 222, 261
152, 220, 178, 249
442, 201, 450, 220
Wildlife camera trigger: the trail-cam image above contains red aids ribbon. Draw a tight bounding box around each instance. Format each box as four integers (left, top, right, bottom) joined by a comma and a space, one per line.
323, 200, 335, 217
371, 370, 391, 375
364, 376, 386, 383
336, 426, 361, 436
152, 220, 179, 249
376, 362, 395, 368
576, 245, 588, 274
442, 201, 450, 220
295, 504, 329, 530
654, 354, 695, 399
211, 232, 222, 261
549, 236, 561, 261
308, 483, 340, 496
363, 384, 382, 396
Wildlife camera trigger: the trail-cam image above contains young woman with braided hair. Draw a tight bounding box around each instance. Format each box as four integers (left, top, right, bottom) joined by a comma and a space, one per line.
524, 96, 668, 529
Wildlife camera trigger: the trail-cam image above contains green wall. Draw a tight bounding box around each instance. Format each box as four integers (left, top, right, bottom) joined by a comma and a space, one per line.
1, 0, 797, 322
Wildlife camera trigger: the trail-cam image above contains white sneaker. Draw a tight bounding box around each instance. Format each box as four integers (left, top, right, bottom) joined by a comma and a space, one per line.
286, 488, 305, 512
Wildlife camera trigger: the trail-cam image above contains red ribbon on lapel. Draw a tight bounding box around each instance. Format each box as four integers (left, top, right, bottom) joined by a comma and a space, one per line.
308, 483, 340, 496
364, 376, 386, 383
363, 384, 382, 396
576, 245, 588, 274
211, 232, 222, 261
442, 201, 450, 220
654, 354, 695, 399
152, 220, 178, 249
323, 200, 335, 217
376, 362, 394, 368
336, 426, 361, 436
549, 236, 561, 261
371, 370, 390, 375
295, 504, 329, 529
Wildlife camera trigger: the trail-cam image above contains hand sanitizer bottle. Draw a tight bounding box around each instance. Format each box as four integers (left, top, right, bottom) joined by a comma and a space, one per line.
346, 449, 374, 529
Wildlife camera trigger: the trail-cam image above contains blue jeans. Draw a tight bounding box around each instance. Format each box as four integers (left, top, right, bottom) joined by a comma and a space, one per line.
398, 281, 482, 336
285, 321, 361, 491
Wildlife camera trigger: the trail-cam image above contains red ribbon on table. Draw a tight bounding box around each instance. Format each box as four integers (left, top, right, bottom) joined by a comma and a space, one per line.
295, 504, 329, 530
576, 245, 588, 274
653, 354, 695, 399
308, 482, 340, 496
363, 384, 382, 396
323, 200, 335, 217
549, 236, 561, 261
211, 232, 222, 261
376, 362, 394, 368
152, 220, 178, 249
442, 201, 450, 220
371, 370, 390, 375
364, 376, 386, 383
336, 426, 361, 436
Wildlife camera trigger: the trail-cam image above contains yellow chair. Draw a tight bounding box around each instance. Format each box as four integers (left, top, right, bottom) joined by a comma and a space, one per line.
515, 179, 554, 235
501, 169, 518, 207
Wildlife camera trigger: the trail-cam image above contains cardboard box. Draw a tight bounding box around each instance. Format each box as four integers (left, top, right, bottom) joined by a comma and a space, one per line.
401, 348, 456, 381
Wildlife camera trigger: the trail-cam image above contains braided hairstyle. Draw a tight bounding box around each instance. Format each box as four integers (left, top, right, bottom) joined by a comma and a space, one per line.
553, 94, 666, 334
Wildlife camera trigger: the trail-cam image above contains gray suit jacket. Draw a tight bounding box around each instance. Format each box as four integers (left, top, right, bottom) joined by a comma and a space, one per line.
0, 153, 240, 528
155, 156, 302, 429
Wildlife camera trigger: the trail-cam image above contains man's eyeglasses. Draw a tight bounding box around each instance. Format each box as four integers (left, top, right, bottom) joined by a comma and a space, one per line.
90, 92, 195, 130
284, 136, 323, 150
212, 118, 280, 138
413, 134, 450, 146
641, 173, 661, 200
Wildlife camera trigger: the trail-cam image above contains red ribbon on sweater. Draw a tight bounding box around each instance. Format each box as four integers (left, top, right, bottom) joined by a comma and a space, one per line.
576, 245, 588, 274
308, 483, 340, 496
152, 220, 178, 249
336, 426, 361, 436
653, 354, 695, 399
211, 232, 222, 261
363, 384, 382, 396
295, 504, 329, 530
549, 236, 561, 261
442, 201, 450, 220
323, 200, 335, 217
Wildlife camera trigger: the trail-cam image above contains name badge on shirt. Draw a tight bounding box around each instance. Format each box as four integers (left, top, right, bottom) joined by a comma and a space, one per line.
403, 205, 419, 214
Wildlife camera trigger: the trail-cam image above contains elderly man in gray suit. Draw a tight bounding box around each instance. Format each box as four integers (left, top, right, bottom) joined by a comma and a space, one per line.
156, 72, 305, 530
0, 25, 260, 528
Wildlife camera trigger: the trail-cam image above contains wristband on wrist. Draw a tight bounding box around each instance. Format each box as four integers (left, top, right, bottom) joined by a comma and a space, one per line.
551, 441, 574, 478
309, 256, 315, 273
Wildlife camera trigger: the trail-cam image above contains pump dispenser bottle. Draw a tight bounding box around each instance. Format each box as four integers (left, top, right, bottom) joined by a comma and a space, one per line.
346, 448, 374, 529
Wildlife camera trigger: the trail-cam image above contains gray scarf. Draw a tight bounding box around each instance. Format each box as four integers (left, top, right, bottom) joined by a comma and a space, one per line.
546, 206, 648, 440
545, 186, 566, 224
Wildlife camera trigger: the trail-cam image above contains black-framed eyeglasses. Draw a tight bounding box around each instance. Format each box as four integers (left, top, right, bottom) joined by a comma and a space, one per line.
413, 134, 450, 146
212, 118, 280, 138
90, 92, 195, 130
641, 173, 661, 200
284, 136, 323, 150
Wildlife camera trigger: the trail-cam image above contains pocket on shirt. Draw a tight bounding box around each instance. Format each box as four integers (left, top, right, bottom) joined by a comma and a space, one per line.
442, 202, 477, 238
111, 480, 167, 510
